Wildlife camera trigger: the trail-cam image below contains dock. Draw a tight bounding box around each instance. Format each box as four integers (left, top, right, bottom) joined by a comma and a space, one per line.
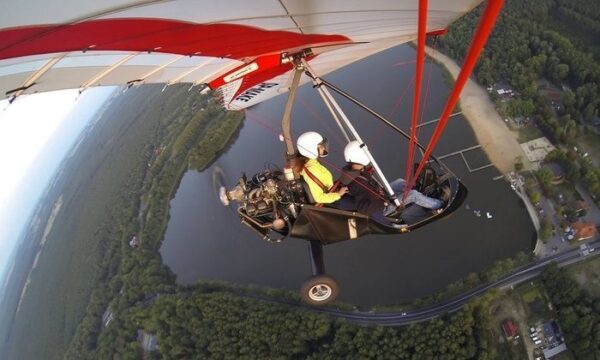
437, 144, 494, 173
416, 112, 463, 128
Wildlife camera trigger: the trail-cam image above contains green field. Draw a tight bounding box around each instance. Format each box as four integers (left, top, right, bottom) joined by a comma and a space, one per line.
567, 255, 600, 297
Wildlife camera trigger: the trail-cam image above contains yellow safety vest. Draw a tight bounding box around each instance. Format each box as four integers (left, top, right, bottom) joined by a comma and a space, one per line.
300, 159, 341, 204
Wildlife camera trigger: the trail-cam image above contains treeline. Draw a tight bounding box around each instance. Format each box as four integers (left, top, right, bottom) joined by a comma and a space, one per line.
64, 87, 244, 359
112, 289, 498, 359
441, 0, 599, 127
544, 148, 600, 199
440, 0, 600, 199
541, 263, 600, 358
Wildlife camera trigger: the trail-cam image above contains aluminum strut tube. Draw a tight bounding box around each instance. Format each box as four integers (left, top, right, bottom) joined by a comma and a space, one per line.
282, 66, 303, 156
301, 59, 401, 207
314, 84, 351, 143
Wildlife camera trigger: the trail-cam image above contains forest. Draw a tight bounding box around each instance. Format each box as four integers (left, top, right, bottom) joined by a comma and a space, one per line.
63, 88, 244, 360
440, 0, 600, 199
541, 264, 600, 358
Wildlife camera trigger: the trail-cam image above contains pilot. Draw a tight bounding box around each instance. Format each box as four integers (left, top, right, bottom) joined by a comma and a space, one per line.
296, 131, 350, 206
341, 141, 444, 226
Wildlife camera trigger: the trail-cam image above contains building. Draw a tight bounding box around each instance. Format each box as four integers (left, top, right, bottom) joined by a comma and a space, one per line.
571, 222, 596, 241
543, 343, 567, 359
520, 137, 557, 169
137, 330, 159, 351
545, 162, 565, 184
573, 200, 588, 216
129, 235, 140, 248
102, 307, 114, 327
502, 319, 518, 339
543, 321, 556, 343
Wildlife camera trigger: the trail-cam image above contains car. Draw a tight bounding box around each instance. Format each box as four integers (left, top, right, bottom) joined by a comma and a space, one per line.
401, 312, 407, 316
590, 248, 596, 253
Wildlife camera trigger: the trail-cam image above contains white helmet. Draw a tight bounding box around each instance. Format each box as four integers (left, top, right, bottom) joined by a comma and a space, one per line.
297, 131, 327, 159
344, 140, 370, 166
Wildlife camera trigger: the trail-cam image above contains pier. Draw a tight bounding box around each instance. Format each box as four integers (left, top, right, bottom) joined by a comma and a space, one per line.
437, 144, 494, 173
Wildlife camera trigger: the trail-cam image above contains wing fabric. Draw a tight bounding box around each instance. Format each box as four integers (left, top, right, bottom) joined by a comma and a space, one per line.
0, 0, 484, 109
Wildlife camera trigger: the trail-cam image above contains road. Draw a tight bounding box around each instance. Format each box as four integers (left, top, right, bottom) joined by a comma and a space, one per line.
309, 240, 600, 326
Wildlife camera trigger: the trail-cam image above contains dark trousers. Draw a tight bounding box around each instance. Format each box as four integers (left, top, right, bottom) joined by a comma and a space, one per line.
332, 195, 393, 227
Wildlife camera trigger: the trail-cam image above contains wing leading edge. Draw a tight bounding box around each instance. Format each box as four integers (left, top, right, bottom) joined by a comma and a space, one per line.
0, 0, 484, 108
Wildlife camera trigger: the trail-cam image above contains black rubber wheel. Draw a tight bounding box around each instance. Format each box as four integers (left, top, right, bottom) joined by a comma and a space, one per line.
301, 274, 339, 306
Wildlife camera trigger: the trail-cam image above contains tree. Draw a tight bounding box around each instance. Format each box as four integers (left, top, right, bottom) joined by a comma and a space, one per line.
530, 191, 541, 204
539, 217, 552, 241
514, 157, 524, 171
537, 166, 555, 194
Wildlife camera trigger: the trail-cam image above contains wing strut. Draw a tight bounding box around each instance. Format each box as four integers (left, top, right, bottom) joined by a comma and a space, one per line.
408, 0, 504, 192
282, 66, 303, 157
301, 59, 401, 207
404, 0, 429, 201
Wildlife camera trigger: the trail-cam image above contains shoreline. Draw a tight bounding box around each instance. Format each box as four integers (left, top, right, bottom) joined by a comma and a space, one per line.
425, 46, 526, 174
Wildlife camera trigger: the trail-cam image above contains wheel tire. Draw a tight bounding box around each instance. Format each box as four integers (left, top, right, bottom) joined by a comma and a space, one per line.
301, 274, 339, 306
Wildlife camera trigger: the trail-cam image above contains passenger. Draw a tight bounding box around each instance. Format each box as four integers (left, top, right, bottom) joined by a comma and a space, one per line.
296, 131, 350, 207
341, 141, 444, 226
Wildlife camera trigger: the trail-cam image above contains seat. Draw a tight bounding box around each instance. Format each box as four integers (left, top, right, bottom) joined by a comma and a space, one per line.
298, 177, 317, 204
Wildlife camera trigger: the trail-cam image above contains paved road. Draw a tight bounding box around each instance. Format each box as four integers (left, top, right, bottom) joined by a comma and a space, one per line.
310, 240, 600, 326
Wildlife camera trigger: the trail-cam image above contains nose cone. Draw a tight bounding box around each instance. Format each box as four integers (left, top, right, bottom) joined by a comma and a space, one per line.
219, 186, 230, 206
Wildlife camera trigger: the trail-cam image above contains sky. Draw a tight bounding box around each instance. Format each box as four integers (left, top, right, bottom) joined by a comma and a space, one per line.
0, 87, 116, 281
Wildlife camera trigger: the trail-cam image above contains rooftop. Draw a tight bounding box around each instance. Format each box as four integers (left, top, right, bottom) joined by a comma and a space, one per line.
545, 162, 565, 178
502, 319, 517, 338
572, 222, 596, 241
520, 137, 556, 167
543, 343, 567, 358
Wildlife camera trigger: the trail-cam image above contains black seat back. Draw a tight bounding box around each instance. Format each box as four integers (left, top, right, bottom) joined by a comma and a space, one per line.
298, 176, 317, 204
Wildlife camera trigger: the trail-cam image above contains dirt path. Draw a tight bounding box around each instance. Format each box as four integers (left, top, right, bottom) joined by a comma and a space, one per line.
425, 47, 529, 174
491, 293, 534, 360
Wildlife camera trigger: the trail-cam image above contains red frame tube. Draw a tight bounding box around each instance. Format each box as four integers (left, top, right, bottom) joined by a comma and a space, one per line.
403, 0, 428, 201
408, 0, 504, 192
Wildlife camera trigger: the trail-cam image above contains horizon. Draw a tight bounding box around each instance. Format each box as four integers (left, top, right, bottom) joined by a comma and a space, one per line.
0, 87, 117, 285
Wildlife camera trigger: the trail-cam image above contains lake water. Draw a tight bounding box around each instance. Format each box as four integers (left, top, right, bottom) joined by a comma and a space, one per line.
159, 45, 535, 306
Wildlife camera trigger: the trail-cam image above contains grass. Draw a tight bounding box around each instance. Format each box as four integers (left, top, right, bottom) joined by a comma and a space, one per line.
519, 285, 542, 303
496, 339, 528, 360
489, 292, 530, 360
576, 131, 600, 166
515, 281, 553, 322
566, 255, 600, 297
553, 181, 584, 203
553, 350, 577, 360
516, 124, 544, 143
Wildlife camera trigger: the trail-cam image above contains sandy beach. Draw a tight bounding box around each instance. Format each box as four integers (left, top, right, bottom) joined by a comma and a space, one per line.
425, 46, 526, 174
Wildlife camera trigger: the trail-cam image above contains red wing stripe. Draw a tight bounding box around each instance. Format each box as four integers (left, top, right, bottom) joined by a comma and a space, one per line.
0, 19, 349, 61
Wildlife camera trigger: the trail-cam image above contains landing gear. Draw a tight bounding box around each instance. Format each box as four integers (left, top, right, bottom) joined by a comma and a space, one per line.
301, 240, 339, 305
301, 274, 339, 305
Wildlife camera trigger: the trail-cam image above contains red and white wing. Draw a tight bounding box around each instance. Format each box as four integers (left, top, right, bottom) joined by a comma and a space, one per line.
0, 0, 483, 109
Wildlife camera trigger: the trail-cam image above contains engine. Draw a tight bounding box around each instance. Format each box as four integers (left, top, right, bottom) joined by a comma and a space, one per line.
219, 167, 305, 242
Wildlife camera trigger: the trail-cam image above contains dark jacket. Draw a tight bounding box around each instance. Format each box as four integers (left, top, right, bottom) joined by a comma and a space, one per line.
340, 165, 387, 215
